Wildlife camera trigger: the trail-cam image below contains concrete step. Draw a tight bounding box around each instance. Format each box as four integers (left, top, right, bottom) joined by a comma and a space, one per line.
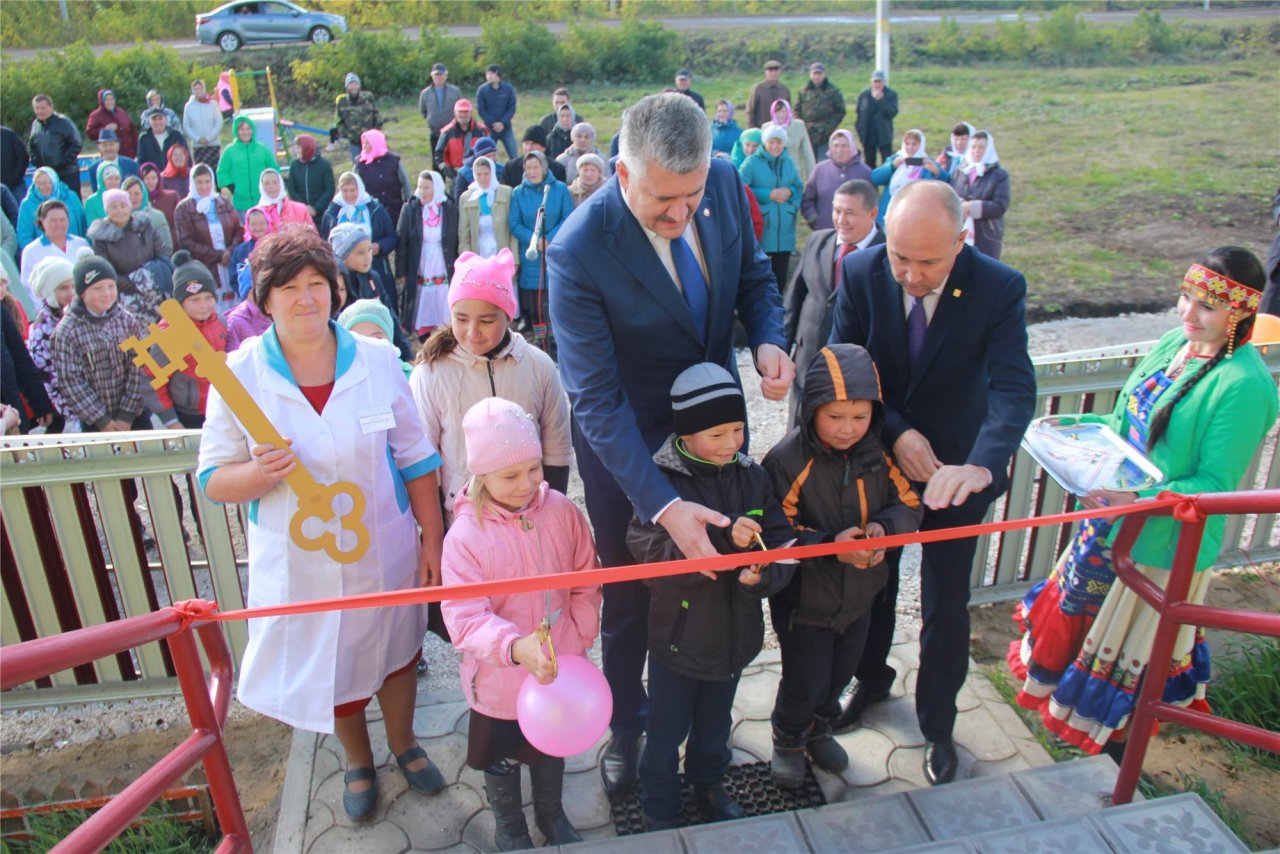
565, 755, 1249, 853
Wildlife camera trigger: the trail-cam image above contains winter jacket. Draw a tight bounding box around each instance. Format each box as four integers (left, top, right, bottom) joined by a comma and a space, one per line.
173, 195, 243, 282
285, 153, 335, 228
1, 306, 53, 431
458, 184, 519, 261
230, 236, 257, 299
740, 148, 803, 254
50, 299, 145, 429
475, 81, 517, 131
16, 172, 87, 251
343, 267, 411, 361
257, 198, 314, 233
539, 108, 584, 136
546, 125, 573, 161
627, 435, 795, 681
182, 97, 223, 149
225, 298, 271, 352
763, 345, 922, 631
395, 195, 459, 292
951, 164, 1011, 260
800, 155, 873, 231
434, 118, 488, 173
151, 312, 227, 422
136, 128, 189, 174
88, 212, 165, 279
334, 90, 382, 147
794, 80, 847, 152
87, 155, 140, 195
509, 176, 573, 291
854, 87, 899, 154
746, 81, 790, 129
780, 120, 817, 184
216, 118, 276, 213
356, 152, 410, 225
556, 145, 610, 185
85, 95, 138, 158
419, 83, 463, 134
501, 157, 565, 190
409, 332, 572, 523
441, 482, 601, 720
27, 113, 82, 190
25, 302, 68, 419
320, 198, 397, 288
1, 126, 30, 197
712, 119, 742, 156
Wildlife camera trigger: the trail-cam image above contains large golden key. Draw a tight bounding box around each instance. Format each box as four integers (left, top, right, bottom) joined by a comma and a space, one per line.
121, 299, 371, 564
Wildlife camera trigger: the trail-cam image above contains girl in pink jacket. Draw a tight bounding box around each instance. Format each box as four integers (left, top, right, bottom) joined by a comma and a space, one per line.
441, 397, 601, 851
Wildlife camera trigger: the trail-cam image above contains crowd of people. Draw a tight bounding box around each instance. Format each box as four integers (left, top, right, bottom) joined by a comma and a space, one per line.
0, 61, 1274, 853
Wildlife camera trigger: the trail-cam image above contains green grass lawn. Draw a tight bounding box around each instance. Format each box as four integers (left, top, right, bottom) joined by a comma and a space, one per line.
277, 57, 1277, 320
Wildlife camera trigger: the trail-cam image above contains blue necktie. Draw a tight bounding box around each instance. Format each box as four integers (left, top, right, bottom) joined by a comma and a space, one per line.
907, 296, 927, 365
671, 234, 708, 340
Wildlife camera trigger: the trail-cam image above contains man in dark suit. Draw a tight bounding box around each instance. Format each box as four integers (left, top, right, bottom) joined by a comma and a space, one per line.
829, 180, 1036, 785
785, 178, 883, 427
549, 93, 793, 800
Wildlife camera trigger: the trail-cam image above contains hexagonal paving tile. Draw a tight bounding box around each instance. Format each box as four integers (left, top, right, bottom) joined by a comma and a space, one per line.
413, 700, 471, 739
834, 725, 894, 787
730, 718, 774, 762
561, 763, 616, 830
952, 705, 1018, 762
860, 695, 925, 749
731, 669, 780, 721
384, 780, 483, 850
306, 816, 411, 853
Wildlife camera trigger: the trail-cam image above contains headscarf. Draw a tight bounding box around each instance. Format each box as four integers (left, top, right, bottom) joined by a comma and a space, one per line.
191, 79, 211, 103
139, 162, 163, 190
716, 99, 735, 121
122, 175, 150, 209
29, 167, 64, 203
828, 129, 859, 166
961, 131, 999, 181
258, 168, 288, 211
888, 130, 928, 196
98, 88, 114, 109
521, 151, 552, 189
732, 128, 763, 168
470, 156, 498, 216
187, 163, 219, 217
358, 129, 389, 165
97, 161, 123, 189
295, 134, 317, 162
336, 172, 373, 235
769, 99, 793, 128
161, 145, 190, 179
417, 170, 446, 220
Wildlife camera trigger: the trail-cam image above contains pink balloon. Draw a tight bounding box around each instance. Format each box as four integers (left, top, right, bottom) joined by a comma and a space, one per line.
517, 655, 612, 758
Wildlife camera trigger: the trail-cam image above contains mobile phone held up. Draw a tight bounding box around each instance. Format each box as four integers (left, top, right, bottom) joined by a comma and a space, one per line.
904, 157, 924, 166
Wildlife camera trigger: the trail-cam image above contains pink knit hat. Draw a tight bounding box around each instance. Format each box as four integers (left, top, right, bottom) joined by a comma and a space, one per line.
449, 248, 518, 320
463, 397, 542, 475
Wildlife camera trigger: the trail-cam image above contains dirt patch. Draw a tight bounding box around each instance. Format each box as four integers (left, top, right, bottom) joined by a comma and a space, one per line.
0, 714, 290, 849
970, 564, 1280, 849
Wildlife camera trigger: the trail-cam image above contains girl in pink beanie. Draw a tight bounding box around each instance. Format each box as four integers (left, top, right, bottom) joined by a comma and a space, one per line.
409, 247, 572, 526
441, 397, 601, 850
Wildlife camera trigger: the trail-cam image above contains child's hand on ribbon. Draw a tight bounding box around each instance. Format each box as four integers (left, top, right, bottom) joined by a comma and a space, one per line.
512, 632, 556, 685
730, 516, 762, 550
835, 522, 886, 570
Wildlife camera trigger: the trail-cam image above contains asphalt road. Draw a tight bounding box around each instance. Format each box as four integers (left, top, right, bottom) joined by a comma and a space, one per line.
5, 6, 1273, 61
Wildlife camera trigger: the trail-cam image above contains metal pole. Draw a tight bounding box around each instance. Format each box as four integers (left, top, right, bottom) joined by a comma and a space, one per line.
876, 0, 891, 82
59, 0, 69, 21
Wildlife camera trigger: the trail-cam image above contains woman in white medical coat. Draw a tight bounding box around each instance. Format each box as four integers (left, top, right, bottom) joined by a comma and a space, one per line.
198, 227, 447, 820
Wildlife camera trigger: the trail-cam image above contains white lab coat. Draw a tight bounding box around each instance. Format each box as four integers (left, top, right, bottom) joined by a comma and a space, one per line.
197, 322, 440, 734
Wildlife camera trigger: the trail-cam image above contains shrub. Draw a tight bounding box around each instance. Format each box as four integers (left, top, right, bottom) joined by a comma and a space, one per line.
995, 14, 1034, 62
922, 17, 967, 62
561, 19, 681, 83
1037, 5, 1099, 65
1117, 10, 1180, 56
479, 18, 561, 87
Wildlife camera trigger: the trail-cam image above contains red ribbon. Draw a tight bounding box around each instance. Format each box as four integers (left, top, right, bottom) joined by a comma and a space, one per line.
174, 493, 1192, 627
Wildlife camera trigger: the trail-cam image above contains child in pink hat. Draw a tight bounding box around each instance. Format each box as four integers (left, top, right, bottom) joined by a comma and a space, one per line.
408, 247, 572, 526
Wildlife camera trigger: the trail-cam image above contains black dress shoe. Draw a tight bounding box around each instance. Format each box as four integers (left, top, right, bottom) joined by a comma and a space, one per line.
830, 678, 893, 733
693, 782, 745, 822
599, 734, 641, 796
923, 740, 959, 786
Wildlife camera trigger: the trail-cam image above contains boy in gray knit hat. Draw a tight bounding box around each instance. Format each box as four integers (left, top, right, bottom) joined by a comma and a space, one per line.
625, 362, 795, 831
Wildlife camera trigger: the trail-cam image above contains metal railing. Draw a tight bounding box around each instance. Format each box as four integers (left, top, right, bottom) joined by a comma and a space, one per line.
0, 604, 250, 853
1, 343, 1277, 705
1110, 490, 1280, 804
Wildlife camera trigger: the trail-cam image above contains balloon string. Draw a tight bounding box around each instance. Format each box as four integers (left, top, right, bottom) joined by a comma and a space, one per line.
174, 492, 1192, 627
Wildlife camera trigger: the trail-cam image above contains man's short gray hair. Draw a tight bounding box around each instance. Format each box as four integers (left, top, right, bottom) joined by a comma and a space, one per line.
619, 93, 711, 177
886, 180, 964, 234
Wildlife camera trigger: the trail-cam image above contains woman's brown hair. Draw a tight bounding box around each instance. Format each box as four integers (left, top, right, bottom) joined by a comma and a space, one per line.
252, 225, 341, 314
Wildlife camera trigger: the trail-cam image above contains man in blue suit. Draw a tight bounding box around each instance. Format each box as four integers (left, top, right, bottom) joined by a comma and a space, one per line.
829, 180, 1036, 785
549, 93, 794, 800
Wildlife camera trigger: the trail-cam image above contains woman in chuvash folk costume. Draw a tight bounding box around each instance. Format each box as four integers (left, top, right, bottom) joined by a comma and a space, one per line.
1009, 246, 1277, 758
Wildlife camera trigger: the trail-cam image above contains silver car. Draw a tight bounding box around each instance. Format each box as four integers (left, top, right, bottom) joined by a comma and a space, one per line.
196, 0, 347, 52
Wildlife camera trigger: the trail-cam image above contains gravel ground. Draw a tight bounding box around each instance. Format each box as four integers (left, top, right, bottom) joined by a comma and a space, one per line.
1, 310, 1183, 749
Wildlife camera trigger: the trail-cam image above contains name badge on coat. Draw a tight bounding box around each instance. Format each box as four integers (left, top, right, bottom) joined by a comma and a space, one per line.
358, 407, 396, 434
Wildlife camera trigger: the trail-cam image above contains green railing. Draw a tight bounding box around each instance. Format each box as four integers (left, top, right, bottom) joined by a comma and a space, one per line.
1, 343, 1277, 706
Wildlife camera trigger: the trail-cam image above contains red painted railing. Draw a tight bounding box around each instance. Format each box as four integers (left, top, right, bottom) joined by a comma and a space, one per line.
0, 606, 250, 854
1111, 489, 1280, 804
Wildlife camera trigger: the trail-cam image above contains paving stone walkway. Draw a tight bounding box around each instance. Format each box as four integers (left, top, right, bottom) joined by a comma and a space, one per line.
273, 631, 1058, 853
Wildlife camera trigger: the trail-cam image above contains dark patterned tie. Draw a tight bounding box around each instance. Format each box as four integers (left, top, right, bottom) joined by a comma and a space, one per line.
907, 296, 927, 365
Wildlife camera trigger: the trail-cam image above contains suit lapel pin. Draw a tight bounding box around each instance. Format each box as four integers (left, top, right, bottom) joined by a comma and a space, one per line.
952, 288, 963, 298
702, 208, 710, 217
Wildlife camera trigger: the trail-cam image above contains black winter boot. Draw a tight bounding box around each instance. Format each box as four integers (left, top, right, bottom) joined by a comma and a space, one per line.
483, 762, 534, 851
771, 725, 808, 790
806, 716, 849, 773
529, 757, 582, 845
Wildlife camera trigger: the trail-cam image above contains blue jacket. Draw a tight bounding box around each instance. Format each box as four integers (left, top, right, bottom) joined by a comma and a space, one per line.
548, 158, 786, 521
869, 157, 949, 224
829, 243, 1036, 496
739, 148, 803, 254
475, 81, 517, 128
712, 119, 741, 156
509, 176, 572, 291
16, 173, 87, 250
87, 156, 139, 194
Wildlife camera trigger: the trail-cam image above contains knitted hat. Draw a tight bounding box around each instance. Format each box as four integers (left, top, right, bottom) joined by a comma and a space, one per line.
761, 124, 787, 144
671, 363, 747, 436
575, 152, 606, 176
345, 72, 361, 88
72, 247, 117, 296
328, 222, 368, 262
338, 298, 395, 342
463, 397, 541, 476
522, 125, 548, 147
470, 136, 497, 158
103, 188, 131, 211
29, 256, 74, 308
449, 248, 517, 320
171, 250, 218, 303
